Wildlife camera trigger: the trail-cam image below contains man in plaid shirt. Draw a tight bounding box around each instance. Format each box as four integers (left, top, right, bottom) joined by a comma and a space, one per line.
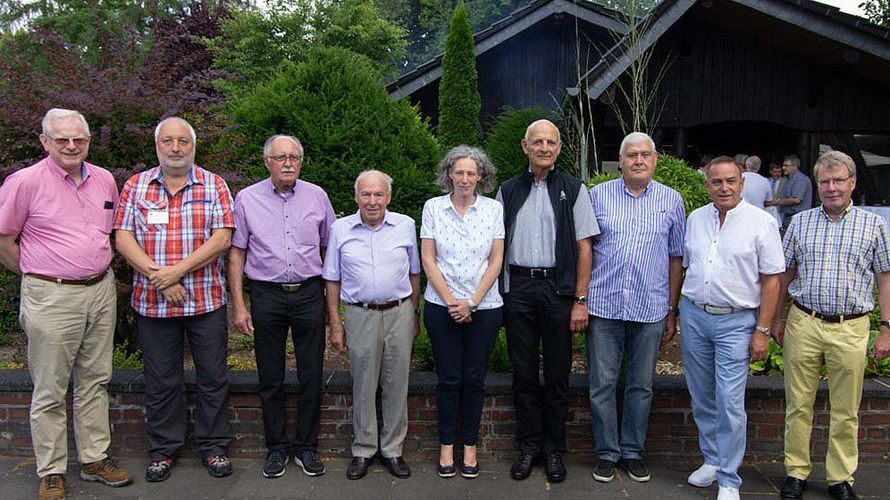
115, 117, 235, 483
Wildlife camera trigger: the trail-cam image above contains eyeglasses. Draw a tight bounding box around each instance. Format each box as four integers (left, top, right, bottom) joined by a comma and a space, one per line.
817, 176, 853, 188
47, 135, 90, 147
268, 154, 303, 163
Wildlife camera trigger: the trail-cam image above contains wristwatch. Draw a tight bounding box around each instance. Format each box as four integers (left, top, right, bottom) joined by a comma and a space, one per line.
880, 320, 890, 328
755, 325, 771, 336
467, 298, 478, 313
574, 295, 588, 305
668, 306, 679, 314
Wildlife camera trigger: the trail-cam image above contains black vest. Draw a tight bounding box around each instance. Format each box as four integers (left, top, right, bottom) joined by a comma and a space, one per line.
500, 169, 582, 296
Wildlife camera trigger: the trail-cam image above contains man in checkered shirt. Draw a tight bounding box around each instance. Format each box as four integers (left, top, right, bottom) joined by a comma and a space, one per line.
114, 117, 236, 483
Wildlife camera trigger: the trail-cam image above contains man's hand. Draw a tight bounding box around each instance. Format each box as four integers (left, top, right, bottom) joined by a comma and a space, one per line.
149, 263, 184, 290
874, 329, 890, 360
233, 303, 254, 335
750, 330, 769, 361
661, 311, 677, 346
160, 283, 188, 306
771, 319, 785, 347
570, 303, 588, 332
330, 320, 347, 354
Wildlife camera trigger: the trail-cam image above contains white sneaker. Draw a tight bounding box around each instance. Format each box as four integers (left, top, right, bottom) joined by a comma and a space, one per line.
687, 463, 718, 487
716, 486, 739, 500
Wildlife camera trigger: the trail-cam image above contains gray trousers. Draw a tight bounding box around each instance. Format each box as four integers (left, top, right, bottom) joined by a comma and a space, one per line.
344, 300, 415, 458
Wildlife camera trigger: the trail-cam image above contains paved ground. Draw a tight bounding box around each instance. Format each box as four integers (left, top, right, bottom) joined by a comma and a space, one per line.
1, 455, 887, 499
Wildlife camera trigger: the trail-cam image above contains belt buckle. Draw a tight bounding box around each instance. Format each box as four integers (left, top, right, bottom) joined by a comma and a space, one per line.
281, 283, 302, 292
530, 268, 547, 279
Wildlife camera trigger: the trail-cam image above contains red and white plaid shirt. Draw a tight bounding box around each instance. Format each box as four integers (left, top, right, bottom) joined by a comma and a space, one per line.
114, 165, 235, 318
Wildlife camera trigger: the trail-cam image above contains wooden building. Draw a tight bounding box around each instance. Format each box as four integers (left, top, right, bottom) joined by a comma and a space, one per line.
389, 0, 890, 202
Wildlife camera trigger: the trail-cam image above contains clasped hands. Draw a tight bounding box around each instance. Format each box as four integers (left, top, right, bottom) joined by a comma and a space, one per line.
149, 263, 187, 306
448, 299, 473, 324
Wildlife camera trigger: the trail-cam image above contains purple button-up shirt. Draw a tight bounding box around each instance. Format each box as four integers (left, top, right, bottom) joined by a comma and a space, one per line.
322, 210, 420, 304
232, 178, 335, 282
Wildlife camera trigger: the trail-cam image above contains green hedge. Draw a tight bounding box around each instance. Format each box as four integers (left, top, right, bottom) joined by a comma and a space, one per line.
590, 154, 709, 215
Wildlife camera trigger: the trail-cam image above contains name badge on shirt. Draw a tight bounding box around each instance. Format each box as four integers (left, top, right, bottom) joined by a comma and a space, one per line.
147, 211, 169, 225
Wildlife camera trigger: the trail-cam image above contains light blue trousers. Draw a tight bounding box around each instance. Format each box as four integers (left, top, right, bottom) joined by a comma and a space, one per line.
679, 297, 756, 489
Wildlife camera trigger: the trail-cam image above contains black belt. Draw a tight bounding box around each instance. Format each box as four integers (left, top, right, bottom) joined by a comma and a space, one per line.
255, 276, 321, 292
348, 296, 410, 311
793, 301, 868, 323
27, 269, 108, 286
509, 265, 556, 279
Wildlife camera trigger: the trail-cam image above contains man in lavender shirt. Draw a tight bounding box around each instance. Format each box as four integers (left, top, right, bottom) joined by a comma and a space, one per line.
228, 134, 336, 479
323, 170, 421, 480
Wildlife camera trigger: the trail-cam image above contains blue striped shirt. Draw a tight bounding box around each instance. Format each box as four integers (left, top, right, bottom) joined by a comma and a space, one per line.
588, 179, 686, 322
784, 205, 890, 316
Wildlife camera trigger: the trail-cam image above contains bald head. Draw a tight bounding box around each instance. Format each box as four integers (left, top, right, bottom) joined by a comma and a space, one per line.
524, 119, 561, 142
521, 120, 562, 175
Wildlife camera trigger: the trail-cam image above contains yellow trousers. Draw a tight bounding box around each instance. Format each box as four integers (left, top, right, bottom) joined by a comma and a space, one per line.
783, 304, 869, 485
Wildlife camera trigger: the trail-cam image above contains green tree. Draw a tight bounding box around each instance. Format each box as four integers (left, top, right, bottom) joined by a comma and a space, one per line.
210, 0, 406, 96
437, 1, 481, 148
861, 0, 890, 27
230, 46, 440, 222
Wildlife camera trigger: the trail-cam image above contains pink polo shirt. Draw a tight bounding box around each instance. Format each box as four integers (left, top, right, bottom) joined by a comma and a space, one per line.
0, 157, 118, 279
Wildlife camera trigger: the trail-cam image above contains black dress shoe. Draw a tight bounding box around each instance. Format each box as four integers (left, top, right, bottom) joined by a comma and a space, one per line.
780, 476, 807, 499
545, 453, 566, 483
827, 481, 857, 500
380, 456, 410, 478
510, 453, 535, 480
346, 457, 372, 480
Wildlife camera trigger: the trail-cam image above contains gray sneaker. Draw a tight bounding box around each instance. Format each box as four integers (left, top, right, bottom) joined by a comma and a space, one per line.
592, 459, 615, 483
620, 458, 651, 482
262, 449, 288, 478
294, 449, 326, 476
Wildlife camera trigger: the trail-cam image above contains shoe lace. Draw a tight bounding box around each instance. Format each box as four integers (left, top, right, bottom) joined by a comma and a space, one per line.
302, 450, 320, 465
44, 475, 62, 490
207, 455, 229, 467
101, 457, 122, 472
149, 458, 172, 471
269, 449, 287, 464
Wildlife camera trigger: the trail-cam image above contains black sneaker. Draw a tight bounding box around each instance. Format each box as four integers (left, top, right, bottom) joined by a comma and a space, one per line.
204, 455, 233, 478
262, 449, 288, 479
145, 458, 174, 483
294, 449, 326, 476
592, 459, 615, 483
620, 458, 650, 482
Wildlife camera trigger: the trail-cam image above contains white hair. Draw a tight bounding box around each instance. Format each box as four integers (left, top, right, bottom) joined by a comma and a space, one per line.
263, 134, 303, 157
42, 108, 90, 136
745, 155, 761, 172
619, 132, 656, 156
154, 117, 196, 144
354, 170, 393, 194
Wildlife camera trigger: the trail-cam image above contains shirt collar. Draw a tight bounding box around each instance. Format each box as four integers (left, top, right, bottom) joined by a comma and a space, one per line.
349, 210, 394, 229
442, 194, 480, 213
151, 165, 202, 186
267, 178, 296, 197
819, 201, 853, 221
709, 199, 747, 220
45, 156, 89, 182
621, 177, 651, 198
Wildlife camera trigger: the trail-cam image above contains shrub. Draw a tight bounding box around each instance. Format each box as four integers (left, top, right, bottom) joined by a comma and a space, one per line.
484, 106, 570, 187
230, 46, 440, 222
437, 1, 481, 149
112, 343, 143, 370
0, 270, 21, 346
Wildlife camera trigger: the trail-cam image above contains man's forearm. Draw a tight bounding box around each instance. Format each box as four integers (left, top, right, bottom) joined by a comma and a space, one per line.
227, 246, 248, 309
758, 274, 781, 326
409, 274, 421, 311
325, 281, 342, 320
0, 235, 21, 274
115, 230, 157, 276
668, 256, 683, 307
575, 238, 592, 296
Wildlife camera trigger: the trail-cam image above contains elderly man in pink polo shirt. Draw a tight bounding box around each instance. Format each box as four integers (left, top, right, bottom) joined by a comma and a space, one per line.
0, 109, 133, 500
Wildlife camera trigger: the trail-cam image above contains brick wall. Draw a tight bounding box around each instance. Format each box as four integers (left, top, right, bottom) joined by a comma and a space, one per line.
0, 370, 888, 462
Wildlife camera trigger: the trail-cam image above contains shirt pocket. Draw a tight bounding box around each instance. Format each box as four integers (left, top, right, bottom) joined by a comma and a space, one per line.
136, 198, 168, 233
182, 198, 214, 238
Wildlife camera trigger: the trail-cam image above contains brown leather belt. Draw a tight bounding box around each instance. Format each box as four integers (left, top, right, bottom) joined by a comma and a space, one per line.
793, 301, 868, 323
27, 269, 108, 286
348, 296, 410, 311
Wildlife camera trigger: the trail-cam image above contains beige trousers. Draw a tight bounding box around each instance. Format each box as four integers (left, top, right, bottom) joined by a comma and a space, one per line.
344, 300, 415, 459
783, 304, 870, 485
20, 271, 116, 477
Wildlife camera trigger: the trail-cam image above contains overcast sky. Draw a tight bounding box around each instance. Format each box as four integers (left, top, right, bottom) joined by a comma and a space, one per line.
809, 0, 866, 16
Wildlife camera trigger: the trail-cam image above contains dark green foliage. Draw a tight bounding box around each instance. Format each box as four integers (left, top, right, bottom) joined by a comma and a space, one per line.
588, 155, 709, 215
112, 342, 143, 370
861, 0, 890, 27
484, 106, 571, 187
230, 46, 440, 222
437, 1, 481, 148
0, 270, 21, 347
488, 329, 512, 372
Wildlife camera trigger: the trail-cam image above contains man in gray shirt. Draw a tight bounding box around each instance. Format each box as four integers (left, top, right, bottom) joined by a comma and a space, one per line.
496, 119, 599, 483
768, 155, 812, 230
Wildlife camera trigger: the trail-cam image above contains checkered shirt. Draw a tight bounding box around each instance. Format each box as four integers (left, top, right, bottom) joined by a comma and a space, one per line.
114, 166, 235, 317
783, 205, 890, 316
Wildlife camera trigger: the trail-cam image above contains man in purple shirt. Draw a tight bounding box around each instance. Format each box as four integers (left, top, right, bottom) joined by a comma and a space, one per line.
228, 134, 336, 479
323, 170, 421, 480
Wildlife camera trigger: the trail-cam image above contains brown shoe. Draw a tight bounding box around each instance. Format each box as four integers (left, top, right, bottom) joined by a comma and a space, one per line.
80, 457, 133, 487
37, 474, 65, 500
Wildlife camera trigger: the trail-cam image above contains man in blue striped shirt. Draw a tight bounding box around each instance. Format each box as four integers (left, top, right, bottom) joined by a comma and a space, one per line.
586, 132, 685, 484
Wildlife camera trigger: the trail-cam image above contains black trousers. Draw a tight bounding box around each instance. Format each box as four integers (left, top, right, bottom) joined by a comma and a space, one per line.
504, 272, 573, 456
137, 307, 231, 460
250, 279, 325, 453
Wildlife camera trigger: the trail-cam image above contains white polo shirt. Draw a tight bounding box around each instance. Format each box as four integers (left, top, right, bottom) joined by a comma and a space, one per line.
681, 200, 785, 309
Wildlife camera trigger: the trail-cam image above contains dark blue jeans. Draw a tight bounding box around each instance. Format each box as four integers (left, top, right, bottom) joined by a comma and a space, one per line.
424, 303, 502, 446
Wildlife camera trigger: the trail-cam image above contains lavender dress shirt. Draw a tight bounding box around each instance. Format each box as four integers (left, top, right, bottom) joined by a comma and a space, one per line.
232, 178, 336, 282
322, 211, 420, 304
